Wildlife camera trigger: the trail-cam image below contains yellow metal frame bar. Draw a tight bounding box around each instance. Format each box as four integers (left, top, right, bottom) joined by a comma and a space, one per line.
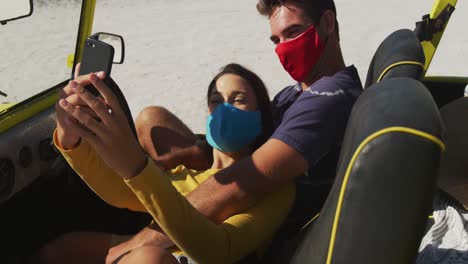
0, 92, 60, 134
421, 0, 458, 73
73, 0, 96, 71
0, 0, 96, 134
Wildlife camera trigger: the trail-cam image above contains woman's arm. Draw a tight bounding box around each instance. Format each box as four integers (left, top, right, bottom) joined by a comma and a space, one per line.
54, 129, 147, 212
125, 159, 295, 264
55, 128, 295, 262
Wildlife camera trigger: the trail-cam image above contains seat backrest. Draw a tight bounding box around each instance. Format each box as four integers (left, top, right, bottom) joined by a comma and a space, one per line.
437, 97, 468, 209
290, 77, 444, 264
365, 29, 425, 89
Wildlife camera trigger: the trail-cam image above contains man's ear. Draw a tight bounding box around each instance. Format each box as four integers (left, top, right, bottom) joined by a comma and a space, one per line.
319, 9, 336, 37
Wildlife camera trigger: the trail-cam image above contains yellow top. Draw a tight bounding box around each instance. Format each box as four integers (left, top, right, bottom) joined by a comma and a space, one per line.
53, 130, 295, 264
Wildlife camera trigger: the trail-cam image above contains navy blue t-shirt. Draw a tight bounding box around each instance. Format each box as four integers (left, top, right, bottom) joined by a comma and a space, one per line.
261, 66, 363, 261
271, 65, 363, 180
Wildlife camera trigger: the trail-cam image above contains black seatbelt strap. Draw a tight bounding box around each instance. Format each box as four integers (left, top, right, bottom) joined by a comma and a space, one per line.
414, 4, 455, 42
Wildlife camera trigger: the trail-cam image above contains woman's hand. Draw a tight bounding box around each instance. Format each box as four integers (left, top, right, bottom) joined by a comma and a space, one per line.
58, 73, 147, 179
55, 64, 105, 149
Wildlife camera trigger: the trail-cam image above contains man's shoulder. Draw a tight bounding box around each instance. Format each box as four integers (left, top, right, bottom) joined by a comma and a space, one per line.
272, 66, 363, 116
279, 66, 363, 119
308, 65, 363, 97
273, 83, 302, 100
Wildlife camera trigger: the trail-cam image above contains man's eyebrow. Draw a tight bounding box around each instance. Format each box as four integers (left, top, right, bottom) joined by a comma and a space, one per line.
282, 24, 305, 35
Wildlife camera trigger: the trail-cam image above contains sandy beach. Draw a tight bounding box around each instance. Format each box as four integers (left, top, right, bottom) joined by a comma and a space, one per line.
1, 0, 467, 133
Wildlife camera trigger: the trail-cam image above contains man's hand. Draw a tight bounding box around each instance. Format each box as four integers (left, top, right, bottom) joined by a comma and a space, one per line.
106, 223, 173, 264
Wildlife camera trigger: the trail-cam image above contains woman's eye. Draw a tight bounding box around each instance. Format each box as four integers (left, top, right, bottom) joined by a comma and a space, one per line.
234, 98, 246, 104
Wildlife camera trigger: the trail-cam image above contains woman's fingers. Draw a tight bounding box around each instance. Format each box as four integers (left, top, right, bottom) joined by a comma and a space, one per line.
61, 80, 78, 97
70, 70, 107, 90
68, 117, 99, 146
89, 73, 121, 115
74, 63, 81, 80
59, 98, 104, 137
70, 81, 112, 124
78, 105, 102, 122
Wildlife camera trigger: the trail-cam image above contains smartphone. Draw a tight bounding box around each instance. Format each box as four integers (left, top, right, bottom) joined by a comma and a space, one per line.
78, 37, 115, 96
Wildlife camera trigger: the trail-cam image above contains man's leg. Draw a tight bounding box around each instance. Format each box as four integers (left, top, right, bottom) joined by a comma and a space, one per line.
135, 106, 198, 158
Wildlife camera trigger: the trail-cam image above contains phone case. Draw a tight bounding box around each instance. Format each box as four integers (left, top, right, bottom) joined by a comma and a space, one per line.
79, 38, 115, 96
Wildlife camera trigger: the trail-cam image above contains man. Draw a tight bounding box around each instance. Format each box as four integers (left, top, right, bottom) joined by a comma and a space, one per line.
40, 0, 363, 263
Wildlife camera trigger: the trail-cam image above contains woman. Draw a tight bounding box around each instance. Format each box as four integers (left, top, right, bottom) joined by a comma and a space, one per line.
52, 63, 295, 263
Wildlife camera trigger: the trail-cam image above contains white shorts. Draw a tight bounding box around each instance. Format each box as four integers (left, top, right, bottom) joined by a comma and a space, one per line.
172, 252, 196, 264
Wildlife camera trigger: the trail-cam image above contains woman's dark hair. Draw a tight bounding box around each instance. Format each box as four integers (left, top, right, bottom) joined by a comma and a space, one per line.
207, 63, 273, 152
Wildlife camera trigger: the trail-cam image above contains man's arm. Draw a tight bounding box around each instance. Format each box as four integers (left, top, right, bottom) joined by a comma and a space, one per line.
186, 138, 308, 223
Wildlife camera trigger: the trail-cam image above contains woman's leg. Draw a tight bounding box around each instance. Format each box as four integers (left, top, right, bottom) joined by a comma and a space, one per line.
116, 245, 180, 264
32, 232, 113, 264
135, 106, 198, 158
135, 106, 212, 170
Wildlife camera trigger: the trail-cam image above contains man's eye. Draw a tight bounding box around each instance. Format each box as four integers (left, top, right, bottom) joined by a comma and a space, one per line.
288, 30, 301, 39
234, 98, 246, 104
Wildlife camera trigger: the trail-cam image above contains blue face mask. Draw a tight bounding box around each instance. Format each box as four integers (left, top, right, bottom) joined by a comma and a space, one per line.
206, 103, 262, 153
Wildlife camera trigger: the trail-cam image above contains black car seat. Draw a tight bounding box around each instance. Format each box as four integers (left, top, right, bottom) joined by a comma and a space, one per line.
364, 29, 425, 88
437, 97, 468, 209
285, 28, 444, 263
290, 77, 444, 264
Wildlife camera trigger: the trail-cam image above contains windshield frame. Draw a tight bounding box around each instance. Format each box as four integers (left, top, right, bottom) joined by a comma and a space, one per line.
0, 0, 96, 133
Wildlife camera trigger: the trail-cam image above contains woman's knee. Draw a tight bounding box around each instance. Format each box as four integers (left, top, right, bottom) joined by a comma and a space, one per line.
135, 106, 171, 131
135, 106, 171, 154
135, 106, 197, 157
135, 106, 186, 143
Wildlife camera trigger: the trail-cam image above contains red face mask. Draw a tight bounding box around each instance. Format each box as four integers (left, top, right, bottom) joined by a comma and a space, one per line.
275, 25, 325, 82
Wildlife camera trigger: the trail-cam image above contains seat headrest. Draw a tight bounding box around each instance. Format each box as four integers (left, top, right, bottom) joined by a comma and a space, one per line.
438, 97, 468, 209
365, 29, 425, 89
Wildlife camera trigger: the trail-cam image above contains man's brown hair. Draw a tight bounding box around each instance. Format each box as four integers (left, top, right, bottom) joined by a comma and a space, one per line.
256, 0, 339, 37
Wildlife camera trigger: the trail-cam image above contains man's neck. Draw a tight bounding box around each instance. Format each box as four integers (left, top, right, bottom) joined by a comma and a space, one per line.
301, 46, 346, 90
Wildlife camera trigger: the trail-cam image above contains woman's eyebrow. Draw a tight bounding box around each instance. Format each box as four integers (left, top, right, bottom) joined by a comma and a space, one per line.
231, 91, 247, 96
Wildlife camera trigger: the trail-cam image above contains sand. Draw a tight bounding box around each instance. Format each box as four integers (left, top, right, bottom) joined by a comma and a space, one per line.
1, 0, 467, 133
